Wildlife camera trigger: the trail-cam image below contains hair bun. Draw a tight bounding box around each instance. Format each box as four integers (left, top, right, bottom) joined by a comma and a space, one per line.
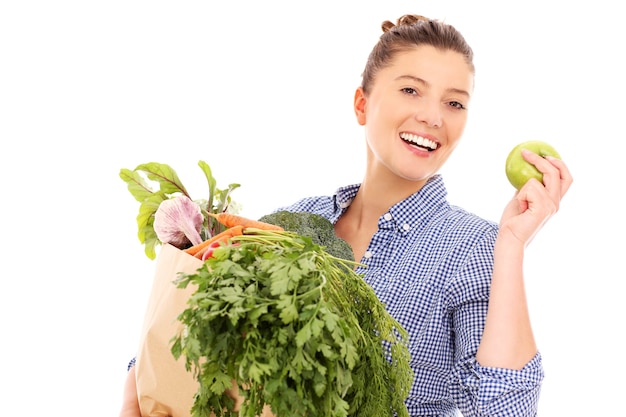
381, 14, 430, 33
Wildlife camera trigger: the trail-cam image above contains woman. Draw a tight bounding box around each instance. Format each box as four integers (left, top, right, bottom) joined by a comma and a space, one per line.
120, 14, 572, 417
276, 14, 571, 416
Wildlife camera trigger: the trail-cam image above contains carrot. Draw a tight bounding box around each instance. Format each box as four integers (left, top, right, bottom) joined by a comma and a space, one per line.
185, 225, 245, 258
208, 212, 284, 231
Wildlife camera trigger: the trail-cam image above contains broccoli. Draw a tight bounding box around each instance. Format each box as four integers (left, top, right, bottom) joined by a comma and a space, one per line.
257, 210, 354, 262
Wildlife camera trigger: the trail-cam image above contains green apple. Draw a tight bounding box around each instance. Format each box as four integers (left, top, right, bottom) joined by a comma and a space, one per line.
505, 140, 561, 190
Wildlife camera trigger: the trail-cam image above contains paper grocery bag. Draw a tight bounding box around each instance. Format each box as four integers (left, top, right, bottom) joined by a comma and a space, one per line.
135, 243, 203, 417
135, 243, 274, 417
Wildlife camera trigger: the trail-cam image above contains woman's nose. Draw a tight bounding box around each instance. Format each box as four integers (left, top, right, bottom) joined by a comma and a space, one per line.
415, 100, 442, 128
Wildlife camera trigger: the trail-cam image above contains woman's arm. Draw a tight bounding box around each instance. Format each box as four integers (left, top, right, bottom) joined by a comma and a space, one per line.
476, 150, 572, 369
118, 365, 141, 417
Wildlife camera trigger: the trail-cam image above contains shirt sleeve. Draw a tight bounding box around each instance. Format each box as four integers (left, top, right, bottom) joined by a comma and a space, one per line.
455, 353, 544, 416
127, 356, 136, 372
448, 230, 544, 416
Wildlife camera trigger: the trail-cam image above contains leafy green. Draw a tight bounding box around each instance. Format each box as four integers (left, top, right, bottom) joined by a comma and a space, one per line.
171, 229, 413, 417
119, 161, 240, 259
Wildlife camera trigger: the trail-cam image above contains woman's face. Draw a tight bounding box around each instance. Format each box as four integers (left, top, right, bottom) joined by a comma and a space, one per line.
354, 45, 474, 184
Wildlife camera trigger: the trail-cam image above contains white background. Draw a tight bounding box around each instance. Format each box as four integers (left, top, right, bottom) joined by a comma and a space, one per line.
1, 1, 624, 415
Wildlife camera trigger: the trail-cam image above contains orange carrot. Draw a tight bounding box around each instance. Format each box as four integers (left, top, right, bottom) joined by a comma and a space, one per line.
185, 225, 245, 258
208, 212, 284, 231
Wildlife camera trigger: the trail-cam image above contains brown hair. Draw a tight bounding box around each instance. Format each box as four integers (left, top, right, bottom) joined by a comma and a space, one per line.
361, 14, 474, 94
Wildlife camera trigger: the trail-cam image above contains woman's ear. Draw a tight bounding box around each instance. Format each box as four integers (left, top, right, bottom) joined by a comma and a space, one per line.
354, 87, 367, 126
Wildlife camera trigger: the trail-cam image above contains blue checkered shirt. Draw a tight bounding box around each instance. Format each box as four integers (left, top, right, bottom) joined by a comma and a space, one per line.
277, 174, 544, 417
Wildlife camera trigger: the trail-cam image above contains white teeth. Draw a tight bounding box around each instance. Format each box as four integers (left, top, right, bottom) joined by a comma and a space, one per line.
400, 133, 437, 150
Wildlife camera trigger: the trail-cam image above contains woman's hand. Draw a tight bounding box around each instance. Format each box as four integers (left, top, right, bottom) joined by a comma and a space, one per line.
118, 367, 141, 417
499, 149, 573, 246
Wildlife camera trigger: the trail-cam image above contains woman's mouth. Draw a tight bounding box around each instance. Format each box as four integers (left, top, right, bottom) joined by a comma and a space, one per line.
400, 132, 439, 152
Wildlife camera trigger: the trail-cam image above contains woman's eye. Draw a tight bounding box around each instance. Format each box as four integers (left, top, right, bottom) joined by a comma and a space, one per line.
401, 87, 418, 95
449, 101, 466, 110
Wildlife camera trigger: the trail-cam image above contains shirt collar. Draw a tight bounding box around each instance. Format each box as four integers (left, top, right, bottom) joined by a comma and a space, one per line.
333, 175, 449, 233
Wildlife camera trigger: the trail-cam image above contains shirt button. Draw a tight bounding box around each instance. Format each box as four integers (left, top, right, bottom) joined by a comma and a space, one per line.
402, 223, 410, 231
363, 251, 373, 259
383, 213, 392, 221
339, 201, 350, 209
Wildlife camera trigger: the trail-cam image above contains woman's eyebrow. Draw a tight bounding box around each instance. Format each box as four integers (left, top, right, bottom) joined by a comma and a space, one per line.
395, 74, 427, 86
395, 74, 470, 98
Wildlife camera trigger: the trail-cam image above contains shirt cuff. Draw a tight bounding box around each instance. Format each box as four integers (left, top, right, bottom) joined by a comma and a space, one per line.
461, 352, 544, 415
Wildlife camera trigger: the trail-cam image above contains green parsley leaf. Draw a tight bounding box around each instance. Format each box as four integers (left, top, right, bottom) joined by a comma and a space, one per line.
172, 229, 413, 417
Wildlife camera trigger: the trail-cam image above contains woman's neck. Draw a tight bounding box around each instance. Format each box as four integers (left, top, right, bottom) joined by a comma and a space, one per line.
335, 173, 429, 262
356, 170, 428, 217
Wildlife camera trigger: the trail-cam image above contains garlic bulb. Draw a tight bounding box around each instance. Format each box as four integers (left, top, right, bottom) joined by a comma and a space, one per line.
153, 195, 204, 248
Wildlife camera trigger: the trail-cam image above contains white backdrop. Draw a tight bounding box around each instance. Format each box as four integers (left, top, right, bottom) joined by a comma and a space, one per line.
1, 1, 623, 415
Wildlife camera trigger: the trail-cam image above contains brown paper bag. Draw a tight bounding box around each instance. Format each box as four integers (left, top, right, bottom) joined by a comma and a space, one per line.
135, 243, 274, 417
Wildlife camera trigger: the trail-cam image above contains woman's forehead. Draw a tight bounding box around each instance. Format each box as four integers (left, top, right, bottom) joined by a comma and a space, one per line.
380, 46, 474, 90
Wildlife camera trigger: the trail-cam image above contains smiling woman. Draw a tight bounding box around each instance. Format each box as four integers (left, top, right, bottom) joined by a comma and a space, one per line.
2, 1, 624, 416
354, 44, 472, 189
117, 12, 574, 417
269, 14, 572, 417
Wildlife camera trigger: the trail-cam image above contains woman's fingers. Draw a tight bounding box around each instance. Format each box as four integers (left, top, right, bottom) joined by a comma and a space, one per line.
521, 149, 573, 207
545, 155, 573, 196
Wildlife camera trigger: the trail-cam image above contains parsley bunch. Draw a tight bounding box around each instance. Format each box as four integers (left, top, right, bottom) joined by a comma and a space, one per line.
171, 229, 413, 417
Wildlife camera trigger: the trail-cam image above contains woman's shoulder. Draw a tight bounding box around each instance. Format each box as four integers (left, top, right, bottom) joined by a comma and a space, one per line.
403, 175, 498, 235
276, 184, 360, 221
446, 204, 499, 232
425, 202, 499, 247
441, 209, 499, 256
276, 195, 339, 221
